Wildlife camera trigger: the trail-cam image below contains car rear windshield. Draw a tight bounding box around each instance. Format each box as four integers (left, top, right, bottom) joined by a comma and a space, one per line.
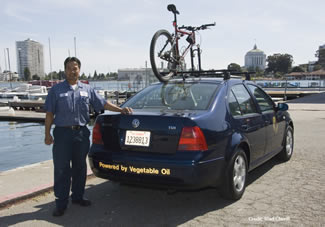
124, 81, 220, 110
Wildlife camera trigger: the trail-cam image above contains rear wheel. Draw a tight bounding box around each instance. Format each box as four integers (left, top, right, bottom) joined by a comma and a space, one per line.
277, 126, 294, 161
220, 148, 248, 200
150, 30, 177, 82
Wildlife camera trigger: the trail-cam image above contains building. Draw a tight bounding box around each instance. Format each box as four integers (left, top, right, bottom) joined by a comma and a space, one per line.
0, 71, 19, 81
284, 69, 325, 87
244, 44, 266, 70
16, 39, 45, 80
285, 69, 325, 81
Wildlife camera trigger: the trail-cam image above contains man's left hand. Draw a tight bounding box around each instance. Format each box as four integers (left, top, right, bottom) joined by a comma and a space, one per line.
121, 107, 133, 114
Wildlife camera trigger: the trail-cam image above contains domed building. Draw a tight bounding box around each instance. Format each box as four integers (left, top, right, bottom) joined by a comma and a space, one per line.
244, 44, 266, 70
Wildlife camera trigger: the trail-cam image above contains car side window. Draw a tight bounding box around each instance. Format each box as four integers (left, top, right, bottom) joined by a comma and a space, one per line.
228, 90, 241, 116
247, 85, 274, 113
231, 84, 257, 115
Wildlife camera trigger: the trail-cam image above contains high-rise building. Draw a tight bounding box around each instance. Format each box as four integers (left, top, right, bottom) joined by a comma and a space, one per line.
244, 44, 266, 70
16, 38, 45, 80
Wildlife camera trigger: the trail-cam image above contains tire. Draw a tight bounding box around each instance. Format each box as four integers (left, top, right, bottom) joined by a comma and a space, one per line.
150, 30, 176, 82
220, 148, 248, 200
277, 126, 294, 161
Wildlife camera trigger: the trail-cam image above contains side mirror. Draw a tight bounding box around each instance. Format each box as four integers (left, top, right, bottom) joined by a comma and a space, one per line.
277, 103, 288, 111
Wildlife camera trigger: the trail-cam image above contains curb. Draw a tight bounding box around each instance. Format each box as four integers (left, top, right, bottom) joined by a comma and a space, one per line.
0, 172, 94, 210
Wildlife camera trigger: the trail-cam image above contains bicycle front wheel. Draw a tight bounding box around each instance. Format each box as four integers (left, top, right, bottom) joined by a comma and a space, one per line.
150, 30, 176, 82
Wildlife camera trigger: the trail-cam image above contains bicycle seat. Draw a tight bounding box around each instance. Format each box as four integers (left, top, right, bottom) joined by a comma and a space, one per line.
167, 4, 179, 14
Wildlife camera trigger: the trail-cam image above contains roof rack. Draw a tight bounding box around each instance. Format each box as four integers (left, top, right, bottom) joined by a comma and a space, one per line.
172, 69, 256, 81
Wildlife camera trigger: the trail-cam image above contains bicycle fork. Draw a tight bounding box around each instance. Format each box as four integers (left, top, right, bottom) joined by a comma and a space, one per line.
190, 45, 202, 75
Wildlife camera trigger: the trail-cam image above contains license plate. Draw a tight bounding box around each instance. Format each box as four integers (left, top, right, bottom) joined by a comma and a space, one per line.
125, 130, 151, 147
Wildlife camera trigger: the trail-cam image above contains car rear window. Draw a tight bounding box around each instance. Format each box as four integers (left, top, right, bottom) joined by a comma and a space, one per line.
125, 82, 219, 110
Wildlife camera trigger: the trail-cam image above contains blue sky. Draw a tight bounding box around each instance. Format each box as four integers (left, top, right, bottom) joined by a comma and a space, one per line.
0, 0, 324, 76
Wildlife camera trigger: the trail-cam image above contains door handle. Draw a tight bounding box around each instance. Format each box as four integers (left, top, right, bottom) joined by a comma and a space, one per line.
241, 124, 248, 130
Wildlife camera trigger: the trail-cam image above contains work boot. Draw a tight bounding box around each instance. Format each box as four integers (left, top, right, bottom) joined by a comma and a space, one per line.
71, 198, 91, 207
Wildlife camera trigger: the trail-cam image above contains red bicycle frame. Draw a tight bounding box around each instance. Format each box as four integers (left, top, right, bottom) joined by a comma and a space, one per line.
171, 13, 202, 72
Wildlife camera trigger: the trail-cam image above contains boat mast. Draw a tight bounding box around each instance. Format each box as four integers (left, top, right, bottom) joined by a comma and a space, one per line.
6, 48, 12, 89
74, 37, 77, 57
48, 38, 53, 81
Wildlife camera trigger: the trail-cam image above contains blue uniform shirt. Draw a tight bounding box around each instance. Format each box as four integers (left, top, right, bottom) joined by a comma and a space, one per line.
45, 80, 106, 126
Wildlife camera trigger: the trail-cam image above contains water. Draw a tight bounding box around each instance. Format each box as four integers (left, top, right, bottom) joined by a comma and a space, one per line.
0, 120, 96, 173
0, 121, 51, 172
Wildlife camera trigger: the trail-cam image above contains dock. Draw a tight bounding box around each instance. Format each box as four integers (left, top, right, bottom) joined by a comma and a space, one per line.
0, 110, 45, 122
264, 88, 325, 99
8, 100, 45, 112
0, 94, 130, 122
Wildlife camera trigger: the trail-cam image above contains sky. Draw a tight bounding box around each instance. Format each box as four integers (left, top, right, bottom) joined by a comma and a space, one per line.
0, 0, 324, 76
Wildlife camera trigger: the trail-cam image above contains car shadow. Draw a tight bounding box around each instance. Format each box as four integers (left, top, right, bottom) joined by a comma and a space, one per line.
0, 158, 283, 226
246, 157, 283, 186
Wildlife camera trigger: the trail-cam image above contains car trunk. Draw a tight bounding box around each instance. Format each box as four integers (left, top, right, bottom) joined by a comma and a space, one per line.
98, 112, 195, 154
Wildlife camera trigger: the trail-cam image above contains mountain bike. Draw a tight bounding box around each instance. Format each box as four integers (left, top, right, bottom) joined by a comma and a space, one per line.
150, 4, 215, 82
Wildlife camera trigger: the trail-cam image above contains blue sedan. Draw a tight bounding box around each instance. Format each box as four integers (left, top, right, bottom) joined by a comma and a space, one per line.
88, 76, 294, 200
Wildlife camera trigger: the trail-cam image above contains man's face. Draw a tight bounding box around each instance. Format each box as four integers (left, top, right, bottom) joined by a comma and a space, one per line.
65, 61, 80, 84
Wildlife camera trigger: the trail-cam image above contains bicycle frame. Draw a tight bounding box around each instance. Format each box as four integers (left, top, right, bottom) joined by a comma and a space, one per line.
171, 13, 202, 73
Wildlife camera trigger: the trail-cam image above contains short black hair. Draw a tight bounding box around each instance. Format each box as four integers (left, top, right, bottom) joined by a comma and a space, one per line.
64, 57, 81, 69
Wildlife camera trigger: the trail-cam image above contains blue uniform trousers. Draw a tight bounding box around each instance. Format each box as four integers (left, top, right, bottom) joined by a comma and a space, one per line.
52, 126, 90, 209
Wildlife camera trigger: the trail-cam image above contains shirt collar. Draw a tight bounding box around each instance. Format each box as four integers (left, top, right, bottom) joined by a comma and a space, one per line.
63, 80, 84, 89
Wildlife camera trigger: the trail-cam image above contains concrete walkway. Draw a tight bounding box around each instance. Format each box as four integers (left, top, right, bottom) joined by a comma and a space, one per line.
0, 160, 92, 208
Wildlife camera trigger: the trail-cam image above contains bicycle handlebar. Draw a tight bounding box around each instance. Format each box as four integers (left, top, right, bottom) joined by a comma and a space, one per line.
179, 22, 216, 31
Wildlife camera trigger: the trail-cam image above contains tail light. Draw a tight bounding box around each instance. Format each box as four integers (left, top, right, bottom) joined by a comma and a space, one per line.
178, 126, 208, 151
92, 122, 103, 145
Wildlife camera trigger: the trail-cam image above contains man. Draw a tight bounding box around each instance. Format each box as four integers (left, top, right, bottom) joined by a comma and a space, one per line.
44, 57, 132, 217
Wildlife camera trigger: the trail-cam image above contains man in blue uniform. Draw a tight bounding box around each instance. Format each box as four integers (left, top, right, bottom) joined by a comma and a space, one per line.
44, 57, 132, 217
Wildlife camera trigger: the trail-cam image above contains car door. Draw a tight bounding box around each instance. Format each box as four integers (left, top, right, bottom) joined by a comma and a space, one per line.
228, 84, 266, 164
247, 84, 286, 155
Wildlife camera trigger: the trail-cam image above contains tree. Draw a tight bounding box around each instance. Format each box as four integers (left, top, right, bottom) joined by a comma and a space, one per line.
266, 53, 293, 75
316, 48, 325, 69
80, 72, 87, 80
227, 63, 242, 72
93, 70, 98, 80
32, 74, 40, 80
108, 72, 118, 80
58, 70, 65, 80
291, 66, 305, 72
24, 67, 31, 81
313, 64, 322, 71
98, 73, 105, 80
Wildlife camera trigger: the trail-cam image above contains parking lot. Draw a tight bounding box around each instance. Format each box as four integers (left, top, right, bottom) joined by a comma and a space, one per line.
0, 104, 324, 226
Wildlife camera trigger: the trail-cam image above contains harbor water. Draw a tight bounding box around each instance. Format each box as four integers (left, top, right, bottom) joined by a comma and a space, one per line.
0, 121, 51, 172
0, 120, 95, 172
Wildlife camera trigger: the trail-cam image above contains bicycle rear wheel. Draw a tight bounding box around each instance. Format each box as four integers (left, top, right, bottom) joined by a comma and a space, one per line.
150, 30, 176, 82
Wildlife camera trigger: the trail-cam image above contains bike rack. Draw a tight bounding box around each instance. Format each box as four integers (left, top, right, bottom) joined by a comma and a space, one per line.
160, 70, 255, 81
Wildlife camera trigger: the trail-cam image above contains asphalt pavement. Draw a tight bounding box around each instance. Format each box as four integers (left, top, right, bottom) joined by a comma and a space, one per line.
0, 94, 324, 226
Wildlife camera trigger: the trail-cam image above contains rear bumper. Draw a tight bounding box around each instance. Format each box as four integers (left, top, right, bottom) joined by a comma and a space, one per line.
88, 147, 226, 190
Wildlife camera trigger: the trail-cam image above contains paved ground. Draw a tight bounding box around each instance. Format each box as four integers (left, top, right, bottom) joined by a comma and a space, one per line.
0, 103, 324, 226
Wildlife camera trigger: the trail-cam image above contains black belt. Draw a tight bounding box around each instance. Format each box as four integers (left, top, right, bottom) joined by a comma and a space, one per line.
64, 125, 84, 130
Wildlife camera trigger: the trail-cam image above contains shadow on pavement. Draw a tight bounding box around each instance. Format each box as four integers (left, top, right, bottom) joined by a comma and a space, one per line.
246, 157, 282, 186
286, 92, 325, 104
0, 157, 284, 226
0, 181, 231, 226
